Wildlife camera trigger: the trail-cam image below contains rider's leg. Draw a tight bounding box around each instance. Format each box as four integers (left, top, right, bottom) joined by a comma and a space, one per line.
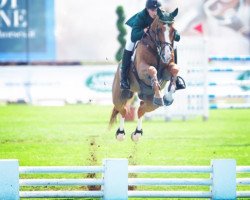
120, 26, 134, 90
168, 63, 179, 92
176, 76, 186, 90
120, 50, 133, 89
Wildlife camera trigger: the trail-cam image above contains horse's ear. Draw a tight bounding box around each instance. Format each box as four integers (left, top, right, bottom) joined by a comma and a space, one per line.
170, 8, 178, 18
157, 8, 164, 18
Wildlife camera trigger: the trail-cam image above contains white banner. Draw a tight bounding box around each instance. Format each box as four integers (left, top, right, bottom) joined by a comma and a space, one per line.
0, 66, 117, 105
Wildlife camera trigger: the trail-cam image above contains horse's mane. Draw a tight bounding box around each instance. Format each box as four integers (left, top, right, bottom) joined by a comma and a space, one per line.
150, 16, 160, 31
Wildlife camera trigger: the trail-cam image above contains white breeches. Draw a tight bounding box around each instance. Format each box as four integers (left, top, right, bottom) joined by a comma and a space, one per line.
125, 26, 135, 51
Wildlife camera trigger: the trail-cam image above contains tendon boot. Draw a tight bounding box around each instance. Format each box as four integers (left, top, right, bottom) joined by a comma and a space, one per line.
120, 50, 133, 90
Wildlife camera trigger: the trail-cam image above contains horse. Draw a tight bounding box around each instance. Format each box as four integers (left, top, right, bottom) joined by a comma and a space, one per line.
109, 8, 181, 142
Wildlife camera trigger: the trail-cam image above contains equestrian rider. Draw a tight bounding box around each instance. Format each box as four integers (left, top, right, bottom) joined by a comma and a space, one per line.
120, 0, 186, 91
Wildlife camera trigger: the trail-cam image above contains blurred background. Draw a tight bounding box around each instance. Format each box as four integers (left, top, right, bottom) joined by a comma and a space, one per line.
0, 0, 249, 62
0, 0, 249, 119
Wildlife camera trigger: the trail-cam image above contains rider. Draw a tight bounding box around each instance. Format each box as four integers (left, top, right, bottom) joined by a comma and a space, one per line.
120, 0, 161, 90
120, 0, 186, 91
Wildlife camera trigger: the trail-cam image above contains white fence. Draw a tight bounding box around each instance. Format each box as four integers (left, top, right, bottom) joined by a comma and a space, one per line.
1, 159, 250, 199
208, 56, 250, 109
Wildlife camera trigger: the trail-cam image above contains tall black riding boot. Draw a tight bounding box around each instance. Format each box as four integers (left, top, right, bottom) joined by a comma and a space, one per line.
176, 76, 186, 90
120, 50, 133, 90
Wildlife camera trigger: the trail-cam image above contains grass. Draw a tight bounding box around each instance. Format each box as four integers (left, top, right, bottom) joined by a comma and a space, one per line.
0, 104, 250, 199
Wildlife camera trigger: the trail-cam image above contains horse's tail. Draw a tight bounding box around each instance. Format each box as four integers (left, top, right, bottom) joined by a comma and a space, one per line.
109, 107, 119, 129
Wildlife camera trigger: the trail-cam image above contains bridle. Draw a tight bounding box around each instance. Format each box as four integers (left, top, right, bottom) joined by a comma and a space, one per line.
143, 20, 173, 64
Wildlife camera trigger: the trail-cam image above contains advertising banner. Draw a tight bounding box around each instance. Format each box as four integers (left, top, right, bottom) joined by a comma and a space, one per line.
0, 66, 116, 105
0, 0, 55, 62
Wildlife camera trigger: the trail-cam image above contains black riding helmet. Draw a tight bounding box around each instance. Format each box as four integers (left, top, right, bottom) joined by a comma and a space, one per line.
146, 0, 161, 9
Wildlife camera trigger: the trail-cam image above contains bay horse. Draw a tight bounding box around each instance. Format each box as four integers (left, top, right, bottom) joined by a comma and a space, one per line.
109, 8, 180, 142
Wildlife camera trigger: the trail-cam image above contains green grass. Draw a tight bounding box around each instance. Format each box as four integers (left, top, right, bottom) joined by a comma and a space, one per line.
0, 105, 250, 199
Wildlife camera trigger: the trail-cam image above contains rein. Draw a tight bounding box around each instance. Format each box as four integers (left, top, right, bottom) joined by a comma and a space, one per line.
131, 20, 174, 97
141, 23, 173, 65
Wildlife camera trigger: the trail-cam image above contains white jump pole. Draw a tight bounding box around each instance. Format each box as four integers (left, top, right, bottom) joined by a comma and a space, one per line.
102, 159, 128, 200
211, 159, 236, 200
0, 159, 19, 200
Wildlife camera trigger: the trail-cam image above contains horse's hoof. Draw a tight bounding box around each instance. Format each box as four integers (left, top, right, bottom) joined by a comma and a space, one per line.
131, 129, 143, 142
163, 95, 174, 106
153, 97, 164, 106
121, 89, 133, 99
116, 129, 125, 141
116, 133, 125, 141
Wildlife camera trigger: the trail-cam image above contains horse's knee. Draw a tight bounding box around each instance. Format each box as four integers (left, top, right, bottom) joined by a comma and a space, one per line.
169, 64, 179, 76
137, 107, 145, 119
148, 66, 157, 76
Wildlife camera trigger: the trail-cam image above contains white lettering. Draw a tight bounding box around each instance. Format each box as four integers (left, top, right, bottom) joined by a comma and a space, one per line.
0, 0, 8, 8
0, 0, 18, 9
0, 30, 36, 38
0, 0, 27, 28
0, 10, 11, 26
13, 9, 26, 27
11, 0, 17, 9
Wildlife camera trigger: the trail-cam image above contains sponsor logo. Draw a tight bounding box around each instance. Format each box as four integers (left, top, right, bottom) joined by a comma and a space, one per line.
86, 71, 114, 92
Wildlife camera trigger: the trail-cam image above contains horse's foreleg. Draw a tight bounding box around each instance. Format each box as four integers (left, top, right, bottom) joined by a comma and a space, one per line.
148, 66, 164, 106
164, 63, 179, 106
137, 117, 143, 131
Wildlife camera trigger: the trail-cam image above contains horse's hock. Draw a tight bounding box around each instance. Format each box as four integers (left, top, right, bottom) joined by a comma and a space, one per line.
1, 159, 250, 199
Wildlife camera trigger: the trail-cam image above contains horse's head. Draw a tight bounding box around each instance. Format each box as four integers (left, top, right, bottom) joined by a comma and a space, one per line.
157, 8, 180, 43
146, 8, 179, 64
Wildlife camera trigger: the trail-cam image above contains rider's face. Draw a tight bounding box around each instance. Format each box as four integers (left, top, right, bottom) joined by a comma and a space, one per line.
147, 8, 158, 19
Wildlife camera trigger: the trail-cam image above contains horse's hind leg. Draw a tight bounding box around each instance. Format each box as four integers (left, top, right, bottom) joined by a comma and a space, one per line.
116, 113, 126, 141
115, 106, 127, 141
115, 99, 135, 141
131, 100, 157, 142
131, 117, 143, 142
112, 67, 129, 141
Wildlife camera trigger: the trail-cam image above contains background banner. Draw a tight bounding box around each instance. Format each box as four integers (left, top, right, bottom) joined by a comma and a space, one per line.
0, 0, 55, 62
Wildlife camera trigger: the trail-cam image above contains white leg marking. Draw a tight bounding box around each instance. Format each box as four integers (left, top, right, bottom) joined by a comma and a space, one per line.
137, 117, 143, 131
119, 115, 125, 131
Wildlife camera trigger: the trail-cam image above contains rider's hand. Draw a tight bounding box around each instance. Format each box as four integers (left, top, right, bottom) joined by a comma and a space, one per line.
144, 27, 149, 33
